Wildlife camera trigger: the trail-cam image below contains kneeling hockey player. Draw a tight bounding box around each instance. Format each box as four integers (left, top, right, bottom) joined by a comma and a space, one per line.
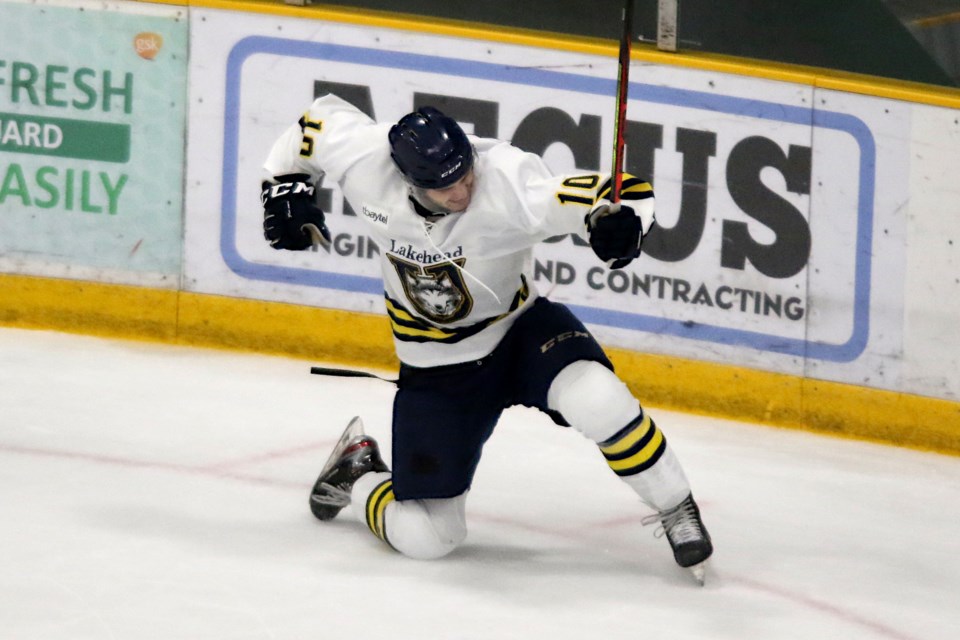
260, 95, 713, 583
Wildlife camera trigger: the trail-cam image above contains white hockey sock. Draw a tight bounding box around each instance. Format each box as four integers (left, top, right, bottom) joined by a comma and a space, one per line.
547, 360, 639, 441
351, 471, 394, 544
350, 473, 469, 560
546, 361, 692, 512
599, 414, 691, 511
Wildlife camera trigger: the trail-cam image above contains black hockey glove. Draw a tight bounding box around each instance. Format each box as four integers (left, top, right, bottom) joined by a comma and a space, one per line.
586, 175, 656, 269
261, 173, 331, 251
586, 204, 644, 269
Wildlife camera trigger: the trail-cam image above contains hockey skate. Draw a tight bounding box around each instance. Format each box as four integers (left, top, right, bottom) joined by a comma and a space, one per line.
309, 416, 389, 521
642, 493, 713, 585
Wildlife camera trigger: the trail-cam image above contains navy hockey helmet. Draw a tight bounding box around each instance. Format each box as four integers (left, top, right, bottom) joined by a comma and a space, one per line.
389, 107, 474, 190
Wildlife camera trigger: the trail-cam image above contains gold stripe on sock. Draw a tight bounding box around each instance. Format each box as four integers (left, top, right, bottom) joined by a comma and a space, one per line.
599, 413, 653, 456
365, 479, 395, 542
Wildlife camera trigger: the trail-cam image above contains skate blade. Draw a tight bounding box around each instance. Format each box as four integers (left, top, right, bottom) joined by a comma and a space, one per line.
688, 562, 707, 586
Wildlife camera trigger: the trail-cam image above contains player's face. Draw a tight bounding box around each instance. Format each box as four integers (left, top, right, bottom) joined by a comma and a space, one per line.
423, 169, 475, 213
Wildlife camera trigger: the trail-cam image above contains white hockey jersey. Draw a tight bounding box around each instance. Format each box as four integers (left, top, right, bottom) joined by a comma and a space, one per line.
264, 95, 654, 368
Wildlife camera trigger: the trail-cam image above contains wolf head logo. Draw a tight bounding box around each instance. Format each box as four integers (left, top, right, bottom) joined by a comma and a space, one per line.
389, 255, 473, 324
404, 271, 465, 321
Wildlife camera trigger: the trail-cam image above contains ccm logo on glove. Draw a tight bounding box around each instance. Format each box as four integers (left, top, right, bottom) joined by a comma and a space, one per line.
261, 181, 315, 203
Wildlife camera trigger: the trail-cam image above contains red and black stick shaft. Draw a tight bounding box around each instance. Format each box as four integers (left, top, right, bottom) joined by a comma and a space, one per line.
610, 0, 635, 205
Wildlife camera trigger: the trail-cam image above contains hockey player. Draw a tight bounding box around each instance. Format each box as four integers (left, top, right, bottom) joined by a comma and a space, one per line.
261, 95, 713, 583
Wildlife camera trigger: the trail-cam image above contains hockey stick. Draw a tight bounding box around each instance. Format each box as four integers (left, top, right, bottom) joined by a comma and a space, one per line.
309, 366, 398, 384
609, 0, 635, 205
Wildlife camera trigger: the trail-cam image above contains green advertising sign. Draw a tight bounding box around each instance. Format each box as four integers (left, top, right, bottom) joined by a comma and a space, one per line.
0, 0, 187, 280
0, 112, 131, 162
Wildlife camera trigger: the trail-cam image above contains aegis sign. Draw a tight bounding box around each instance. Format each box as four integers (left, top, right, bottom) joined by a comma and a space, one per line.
223, 37, 875, 362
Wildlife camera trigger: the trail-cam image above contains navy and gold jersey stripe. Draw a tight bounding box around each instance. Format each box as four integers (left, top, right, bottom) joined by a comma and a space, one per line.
385, 299, 453, 341
598, 413, 667, 477
386, 275, 530, 344
365, 478, 396, 545
596, 174, 654, 204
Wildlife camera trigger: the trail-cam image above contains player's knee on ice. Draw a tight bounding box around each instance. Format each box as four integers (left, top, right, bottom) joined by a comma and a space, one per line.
387, 497, 468, 560
351, 474, 468, 560
547, 360, 640, 443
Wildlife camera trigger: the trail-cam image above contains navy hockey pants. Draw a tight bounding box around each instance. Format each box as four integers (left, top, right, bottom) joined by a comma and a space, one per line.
391, 297, 612, 500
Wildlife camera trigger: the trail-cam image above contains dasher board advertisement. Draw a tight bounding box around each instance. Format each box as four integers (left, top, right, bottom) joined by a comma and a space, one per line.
0, 0, 188, 285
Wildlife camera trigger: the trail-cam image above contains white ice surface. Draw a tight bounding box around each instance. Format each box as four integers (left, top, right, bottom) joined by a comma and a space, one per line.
1, 327, 958, 640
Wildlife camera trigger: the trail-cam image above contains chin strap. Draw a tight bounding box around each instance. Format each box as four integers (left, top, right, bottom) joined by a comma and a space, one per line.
418, 218, 502, 305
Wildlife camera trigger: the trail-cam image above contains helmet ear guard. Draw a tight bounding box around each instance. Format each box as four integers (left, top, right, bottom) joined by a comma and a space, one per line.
389, 107, 474, 190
